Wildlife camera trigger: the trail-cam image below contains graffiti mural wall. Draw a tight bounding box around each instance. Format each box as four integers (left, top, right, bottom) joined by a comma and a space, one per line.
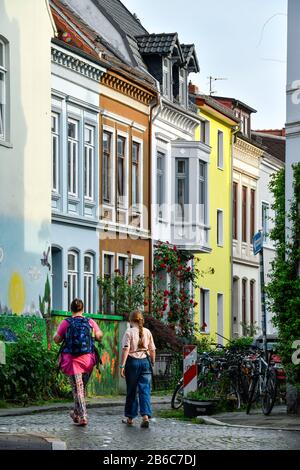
0, 315, 47, 346
51, 314, 122, 395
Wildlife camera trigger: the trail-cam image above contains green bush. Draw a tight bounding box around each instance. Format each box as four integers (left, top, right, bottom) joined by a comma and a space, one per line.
0, 336, 70, 405
226, 337, 254, 352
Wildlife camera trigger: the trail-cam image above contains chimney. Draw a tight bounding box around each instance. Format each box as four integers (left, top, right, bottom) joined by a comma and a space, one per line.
188, 81, 199, 95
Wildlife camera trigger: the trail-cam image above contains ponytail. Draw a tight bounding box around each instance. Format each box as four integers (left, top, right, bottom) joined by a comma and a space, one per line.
130, 310, 145, 349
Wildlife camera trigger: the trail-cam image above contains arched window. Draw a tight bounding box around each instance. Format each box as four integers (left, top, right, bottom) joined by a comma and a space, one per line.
84, 253, 94, 313
68, 251, 78, 309
0, 36, 9, 142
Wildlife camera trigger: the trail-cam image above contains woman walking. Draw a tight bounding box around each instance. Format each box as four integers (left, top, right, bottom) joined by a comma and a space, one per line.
54, 298, 103, 426
120, 310, 156, 427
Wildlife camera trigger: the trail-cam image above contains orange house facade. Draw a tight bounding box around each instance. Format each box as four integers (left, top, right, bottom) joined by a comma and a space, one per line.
98, 68, 157, 311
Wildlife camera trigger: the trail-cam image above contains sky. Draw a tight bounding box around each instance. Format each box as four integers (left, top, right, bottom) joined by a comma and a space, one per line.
122, 0, 287, 130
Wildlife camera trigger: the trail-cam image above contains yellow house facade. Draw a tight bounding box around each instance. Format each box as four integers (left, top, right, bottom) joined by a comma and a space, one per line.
191, 93, 239, 344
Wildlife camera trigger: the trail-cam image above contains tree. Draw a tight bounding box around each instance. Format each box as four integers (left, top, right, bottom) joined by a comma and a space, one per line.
266, 164, 300, 413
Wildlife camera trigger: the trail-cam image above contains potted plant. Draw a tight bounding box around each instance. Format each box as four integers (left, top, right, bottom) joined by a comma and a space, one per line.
183, 387, 220, 417
183, 372, 224, 417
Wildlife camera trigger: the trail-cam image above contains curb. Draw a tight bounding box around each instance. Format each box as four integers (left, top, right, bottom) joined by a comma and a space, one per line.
199, 415, 300, 432
0, 432, 67, 450
43, 436, 67, 450
0, 398, 171, 418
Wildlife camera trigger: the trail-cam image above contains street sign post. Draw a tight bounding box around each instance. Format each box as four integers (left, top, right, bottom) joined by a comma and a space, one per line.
183, 345, 198, 397
253, 231, 263, 256
253, 231, 267, 359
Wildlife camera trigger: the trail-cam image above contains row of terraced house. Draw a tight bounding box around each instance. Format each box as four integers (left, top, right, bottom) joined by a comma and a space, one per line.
0, 0, 285, 347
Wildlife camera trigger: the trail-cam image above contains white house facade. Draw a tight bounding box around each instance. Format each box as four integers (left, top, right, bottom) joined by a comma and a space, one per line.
232, 136, 264, 337
51, 39, 106, 313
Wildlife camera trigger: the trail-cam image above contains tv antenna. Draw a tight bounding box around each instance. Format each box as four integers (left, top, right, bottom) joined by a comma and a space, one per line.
207, 76, 228, 95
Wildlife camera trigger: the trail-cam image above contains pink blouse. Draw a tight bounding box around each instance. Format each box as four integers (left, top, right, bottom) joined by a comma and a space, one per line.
57, 317, 100, 376
122, 326, 156, 359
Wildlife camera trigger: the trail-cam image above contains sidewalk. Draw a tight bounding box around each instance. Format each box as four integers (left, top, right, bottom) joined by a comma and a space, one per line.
202, 405, 300, 431
0, 395, 171, 418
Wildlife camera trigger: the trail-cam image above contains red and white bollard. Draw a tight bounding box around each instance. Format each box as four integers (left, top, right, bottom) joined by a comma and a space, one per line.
183, 345, 198, 397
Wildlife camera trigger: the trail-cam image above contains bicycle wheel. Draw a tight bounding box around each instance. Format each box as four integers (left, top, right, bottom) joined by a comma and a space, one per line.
261, 368, 277, 416
171, 379, 184, 409
246, 375, 259, 414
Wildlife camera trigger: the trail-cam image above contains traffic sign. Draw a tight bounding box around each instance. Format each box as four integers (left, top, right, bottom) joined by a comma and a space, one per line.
183, 345, 198, 397
253, 231, 263, 255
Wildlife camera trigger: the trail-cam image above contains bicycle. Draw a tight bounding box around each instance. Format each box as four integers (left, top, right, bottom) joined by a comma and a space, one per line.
171, 346, 229, 409
246, 348, 277, 415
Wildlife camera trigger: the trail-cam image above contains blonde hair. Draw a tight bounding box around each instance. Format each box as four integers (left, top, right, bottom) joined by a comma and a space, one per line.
130, 310, 145, 349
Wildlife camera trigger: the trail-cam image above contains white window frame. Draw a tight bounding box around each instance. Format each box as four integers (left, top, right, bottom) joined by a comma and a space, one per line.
163, 58, 172, 100
131, 136, 143, 214
200, 119, 210, 146
101, 125, 116, 207
84, 252, 94, 314
131, 255, 144, 280
67, 118, 79, 197
157, 150, 166, 219
51, 112, 60, 193
0, 37, 8, 143
117, 254, 129, 277
244, 115, 249, 136
84, 124, 95, 201
217, 209, 224, 247
217, 130, 224, 169
175, 158, 189, 220
68, 250, 79, 309
102, 127, 114, 205
117, 131, 129, 209
198, 160, 207, 224
262, 201, 270, 243
200, 288, 210, 333
179, 68, 187, 106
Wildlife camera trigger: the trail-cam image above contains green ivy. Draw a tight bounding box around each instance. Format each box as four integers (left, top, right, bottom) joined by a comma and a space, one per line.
265, 164, 300, 385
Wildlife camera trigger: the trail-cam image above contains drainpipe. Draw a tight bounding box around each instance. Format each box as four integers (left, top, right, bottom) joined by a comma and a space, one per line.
230, 125, 240, 338
148, 81, 161, 315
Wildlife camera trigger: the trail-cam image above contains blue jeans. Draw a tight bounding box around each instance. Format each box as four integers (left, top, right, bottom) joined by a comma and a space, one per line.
124, 356, 152, 419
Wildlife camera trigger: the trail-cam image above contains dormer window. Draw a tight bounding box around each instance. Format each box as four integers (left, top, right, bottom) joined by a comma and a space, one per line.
240, 114, 249, 137
163, 58, 172, 100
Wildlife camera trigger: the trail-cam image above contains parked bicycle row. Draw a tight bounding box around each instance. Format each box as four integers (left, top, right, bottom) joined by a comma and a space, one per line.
171, 340, 286, 416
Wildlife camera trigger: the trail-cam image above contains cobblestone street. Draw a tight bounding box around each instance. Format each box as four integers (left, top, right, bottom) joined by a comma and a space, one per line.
0, 405, 299, 450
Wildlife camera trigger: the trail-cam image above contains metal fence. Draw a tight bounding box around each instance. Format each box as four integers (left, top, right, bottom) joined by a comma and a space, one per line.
152, 352, 182, 391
